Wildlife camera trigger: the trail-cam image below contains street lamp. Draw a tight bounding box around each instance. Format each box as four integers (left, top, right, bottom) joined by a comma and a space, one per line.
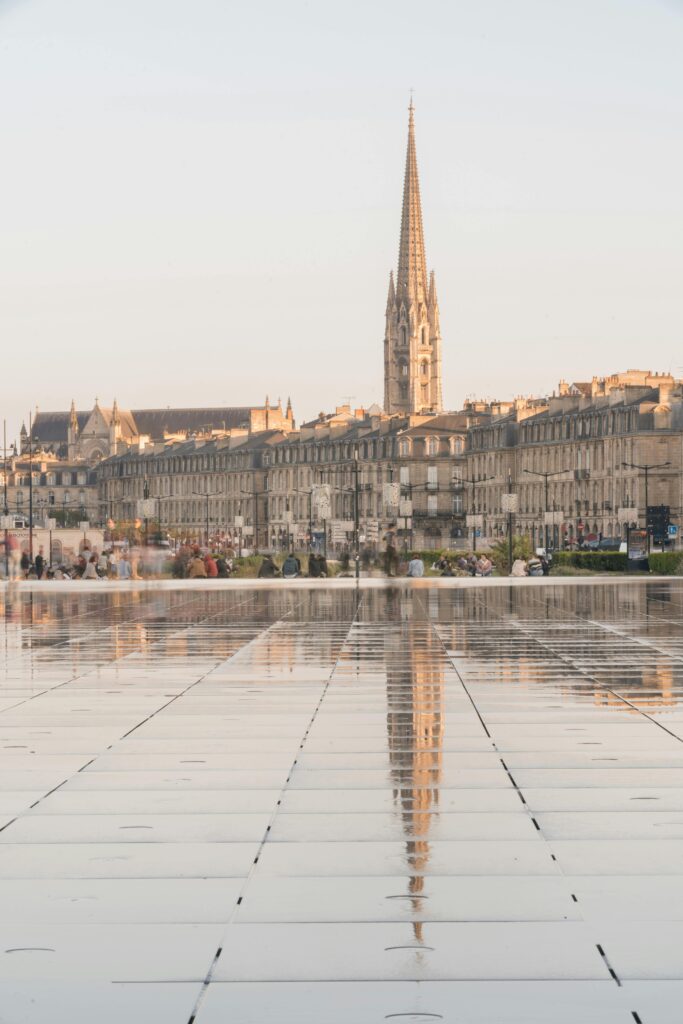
191, 491, 211, 547
452, 474, 495, 552
523, 468, 570, 553
622, 461, 671, 553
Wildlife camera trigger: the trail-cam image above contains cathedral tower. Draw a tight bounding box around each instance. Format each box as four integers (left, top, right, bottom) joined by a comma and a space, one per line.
384, 102, 443, 414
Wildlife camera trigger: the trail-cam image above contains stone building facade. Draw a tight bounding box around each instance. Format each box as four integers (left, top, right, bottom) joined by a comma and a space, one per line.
1, 454, 98, 526
96, 405, 489, 552
464, 371, 683, 549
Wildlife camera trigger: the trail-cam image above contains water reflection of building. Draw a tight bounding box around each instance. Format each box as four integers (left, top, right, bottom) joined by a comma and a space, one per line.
385, 620, 444, 940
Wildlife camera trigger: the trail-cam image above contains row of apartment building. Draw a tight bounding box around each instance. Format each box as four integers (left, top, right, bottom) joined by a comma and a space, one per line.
5, 370, 682, 553
94, 371, 683, 552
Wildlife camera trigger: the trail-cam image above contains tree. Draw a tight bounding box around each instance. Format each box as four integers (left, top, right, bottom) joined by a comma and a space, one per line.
490, 534, 533, 575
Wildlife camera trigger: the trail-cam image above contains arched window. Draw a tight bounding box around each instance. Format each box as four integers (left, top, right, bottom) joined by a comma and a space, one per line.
399, 358, 408, 377
421, 326, 428, 346
400, 326, 407, 346
426, 436, 439, 457
398, 438, 411, 457
420, 361, 428, 377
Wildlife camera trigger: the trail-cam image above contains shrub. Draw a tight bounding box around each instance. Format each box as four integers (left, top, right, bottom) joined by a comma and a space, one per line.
489, 535, 533, 576
551, 551, 627, 572
648, 552, 683, 575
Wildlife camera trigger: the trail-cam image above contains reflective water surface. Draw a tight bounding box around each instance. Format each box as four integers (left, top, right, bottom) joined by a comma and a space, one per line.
1, 581, 683, 1022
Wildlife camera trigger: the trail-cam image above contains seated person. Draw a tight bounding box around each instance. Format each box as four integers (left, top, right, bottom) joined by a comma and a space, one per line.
475, 555, 493, 577
282, 553, 301, 579
510, 558, 529, 577
257, 555, 278, 578
308, 553, 322, 578
406, 554, 424, 578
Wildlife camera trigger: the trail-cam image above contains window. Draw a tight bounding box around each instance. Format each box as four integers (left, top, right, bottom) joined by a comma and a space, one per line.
399, 359, 408, 377
420, 361, 428, 376
427, 495, 438, 517
451, 437, 464, 455
400, 466, 410, 485
427, 465, 438, 489
453, 494, 463, 514
16, 490, 23, 506
398, 438, 411, 457
426, 436, 439, 457
48, 491, 55, 506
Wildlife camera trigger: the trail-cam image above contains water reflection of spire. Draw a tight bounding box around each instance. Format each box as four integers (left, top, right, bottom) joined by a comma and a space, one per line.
386, 623, 444, 941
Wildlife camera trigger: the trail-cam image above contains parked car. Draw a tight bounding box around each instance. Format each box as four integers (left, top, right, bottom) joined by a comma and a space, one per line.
597, 537, 621, 551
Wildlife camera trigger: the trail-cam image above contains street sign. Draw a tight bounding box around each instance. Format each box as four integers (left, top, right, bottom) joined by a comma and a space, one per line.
501, 493, 518, 513
466, 513, 483, 529
312, 484, 331, 521
668, 524, 678, 537
78, 521, 90, 531
0, 516, 13, 529
627, 529, 648, 562
399, 498, 413, 516
234, 516, 244, 528
136, 499, 156, 518
383, 482, 400, 508
46, 518, 57, 530
544, 510, 563, 525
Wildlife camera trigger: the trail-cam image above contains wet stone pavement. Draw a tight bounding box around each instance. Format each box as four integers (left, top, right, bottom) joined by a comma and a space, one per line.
1, 580, 683, 1022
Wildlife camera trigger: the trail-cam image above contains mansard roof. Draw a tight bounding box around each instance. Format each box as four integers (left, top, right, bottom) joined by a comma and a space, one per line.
130, 407, 256, 437
31, 411, 89, 443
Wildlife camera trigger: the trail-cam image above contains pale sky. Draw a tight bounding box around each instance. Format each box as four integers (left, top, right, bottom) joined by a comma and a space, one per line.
1, 0, 683, 444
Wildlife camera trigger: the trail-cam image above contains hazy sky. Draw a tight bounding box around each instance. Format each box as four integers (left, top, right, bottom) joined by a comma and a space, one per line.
2, 0, 683, 442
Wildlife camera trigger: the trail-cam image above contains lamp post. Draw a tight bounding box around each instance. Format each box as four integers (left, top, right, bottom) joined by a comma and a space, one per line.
622, 461, 671, 553
353, 447, 360, 579
453, 474, 495, 552
191, 491, 210, 547
2, 420, 8, 578
523, 468, 570, 553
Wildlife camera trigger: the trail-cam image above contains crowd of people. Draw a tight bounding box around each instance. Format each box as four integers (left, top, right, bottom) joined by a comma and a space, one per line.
1, 542, 170, 581
2, 534, 552, 583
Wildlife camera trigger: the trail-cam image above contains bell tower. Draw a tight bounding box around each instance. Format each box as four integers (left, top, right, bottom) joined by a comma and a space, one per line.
384, 102, 443, 415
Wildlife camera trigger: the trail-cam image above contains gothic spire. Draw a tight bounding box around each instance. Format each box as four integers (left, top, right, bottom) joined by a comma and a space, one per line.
397, 100, 428, 305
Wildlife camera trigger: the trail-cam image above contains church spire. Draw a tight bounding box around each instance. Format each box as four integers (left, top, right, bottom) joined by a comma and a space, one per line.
383, 101, 443, 416
397, 99, 428, 305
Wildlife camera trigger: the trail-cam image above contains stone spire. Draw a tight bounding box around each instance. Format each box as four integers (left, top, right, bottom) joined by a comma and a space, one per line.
69, 399, 79, 433
397, 99, 428, 307
384, 102, 443, 415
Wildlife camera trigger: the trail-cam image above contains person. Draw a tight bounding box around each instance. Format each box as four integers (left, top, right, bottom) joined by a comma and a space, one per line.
317, 553, 329, 578
475, 555, 493, 577
282, 553, 301, 579
510, 558, 528, 577
466, 554, 478, 576
527, 555, 543, 577
34, 547, 46, 580
541, 554, 550, 576
188, 554, 208, 578
383, 544, 397, 577
20, 550, 31, 579
339, 549, 351, 574
117, 553, 132, 580
308, 553, 322, 578
455, 556, 469, 574
204, 554, 218, 578
215, 554, 230, 578
406, 554, 424, 578
440, 558, 454, 577
258, 554, 278, 578
82, 554, 99, 580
